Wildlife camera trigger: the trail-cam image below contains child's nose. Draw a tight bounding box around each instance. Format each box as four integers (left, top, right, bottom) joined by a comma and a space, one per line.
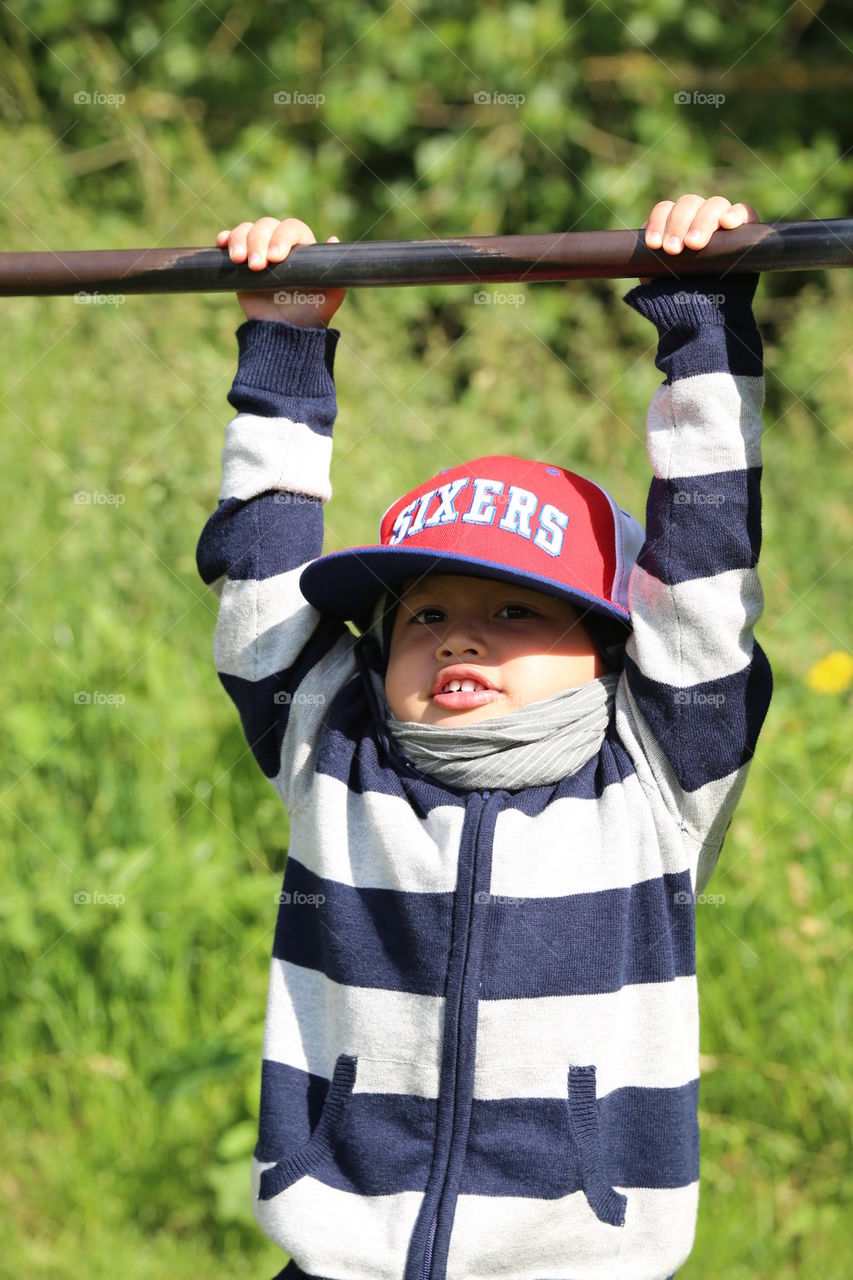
436, 620, 488, 657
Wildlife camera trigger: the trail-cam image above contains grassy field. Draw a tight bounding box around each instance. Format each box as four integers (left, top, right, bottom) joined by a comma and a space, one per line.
1, 113, 852, 1280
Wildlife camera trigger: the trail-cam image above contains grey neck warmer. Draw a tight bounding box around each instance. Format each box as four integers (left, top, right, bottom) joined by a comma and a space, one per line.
358, 589, 620, 791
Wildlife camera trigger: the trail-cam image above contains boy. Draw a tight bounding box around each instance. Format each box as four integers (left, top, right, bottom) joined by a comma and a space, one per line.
197, 194, 772, 1280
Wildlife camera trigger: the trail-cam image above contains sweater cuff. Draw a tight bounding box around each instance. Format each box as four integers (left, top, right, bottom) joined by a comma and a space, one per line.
622, 273, 759, 331
230, 318, 341, 400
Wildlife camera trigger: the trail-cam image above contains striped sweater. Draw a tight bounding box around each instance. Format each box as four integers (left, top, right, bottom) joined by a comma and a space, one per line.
196, 273, 773, 1280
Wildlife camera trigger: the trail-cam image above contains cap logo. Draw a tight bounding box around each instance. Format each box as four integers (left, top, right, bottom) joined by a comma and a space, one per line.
387, 475, 569, 558
300, 452, 643, 629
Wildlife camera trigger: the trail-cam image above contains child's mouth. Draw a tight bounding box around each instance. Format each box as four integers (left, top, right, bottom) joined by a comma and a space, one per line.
432, 679, 502, 710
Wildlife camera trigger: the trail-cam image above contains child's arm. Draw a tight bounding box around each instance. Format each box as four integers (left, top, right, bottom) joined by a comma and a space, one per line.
195, 218, 355, 810
615, 194, 773, 893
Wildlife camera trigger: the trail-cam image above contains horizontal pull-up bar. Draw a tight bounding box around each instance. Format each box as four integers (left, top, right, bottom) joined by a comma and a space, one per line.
1, 219, 851, 297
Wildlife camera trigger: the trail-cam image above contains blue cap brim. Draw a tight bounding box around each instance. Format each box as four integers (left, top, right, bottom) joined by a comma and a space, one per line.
299, 546, 633, 635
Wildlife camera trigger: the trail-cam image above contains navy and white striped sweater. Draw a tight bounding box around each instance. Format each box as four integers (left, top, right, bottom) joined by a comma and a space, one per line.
196, 274, 772, 1280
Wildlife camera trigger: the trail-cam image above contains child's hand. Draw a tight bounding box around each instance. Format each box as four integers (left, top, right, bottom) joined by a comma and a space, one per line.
638, 194, 759, 284
216, 217, 347, 327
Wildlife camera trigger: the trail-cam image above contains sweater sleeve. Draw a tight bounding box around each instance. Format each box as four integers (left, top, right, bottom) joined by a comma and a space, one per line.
613, 274, 773, 893
195, 318, 358, 813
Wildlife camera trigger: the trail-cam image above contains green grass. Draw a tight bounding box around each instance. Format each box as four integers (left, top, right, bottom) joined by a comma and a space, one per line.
1, 121, 852, 1280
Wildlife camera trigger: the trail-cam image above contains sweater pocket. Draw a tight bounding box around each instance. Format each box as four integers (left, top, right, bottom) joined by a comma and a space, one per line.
567, 1063, 627, 1227
258, 1052, 357, 1200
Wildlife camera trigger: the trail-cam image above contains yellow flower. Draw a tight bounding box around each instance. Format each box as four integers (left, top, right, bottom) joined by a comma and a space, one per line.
806, 650, 853, 695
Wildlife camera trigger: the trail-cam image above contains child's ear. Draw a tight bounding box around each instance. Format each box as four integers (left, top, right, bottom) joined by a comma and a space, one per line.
382, 600, 400, 663
583, 614, 629, 673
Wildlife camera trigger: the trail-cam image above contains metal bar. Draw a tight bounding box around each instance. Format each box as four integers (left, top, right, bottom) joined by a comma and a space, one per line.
1, 219, 852, 297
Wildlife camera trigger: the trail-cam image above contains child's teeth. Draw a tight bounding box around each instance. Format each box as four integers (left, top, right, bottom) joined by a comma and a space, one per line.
441, 678, 486, 693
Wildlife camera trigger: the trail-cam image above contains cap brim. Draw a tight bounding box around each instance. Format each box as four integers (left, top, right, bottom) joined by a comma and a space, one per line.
299, 546, 632, 634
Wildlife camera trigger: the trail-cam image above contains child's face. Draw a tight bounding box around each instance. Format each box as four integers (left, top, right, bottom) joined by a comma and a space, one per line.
385, 573, 605, 725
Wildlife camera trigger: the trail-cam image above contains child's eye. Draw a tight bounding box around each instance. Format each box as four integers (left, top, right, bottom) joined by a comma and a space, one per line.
410, 606, 446, 624
497, 604, 536, 619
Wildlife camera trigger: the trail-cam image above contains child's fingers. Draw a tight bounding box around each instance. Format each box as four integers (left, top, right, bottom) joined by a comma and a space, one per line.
640, 194, 760, 281
257, 216, 313, 263
718, 201, 760, 227
656, 193, 709, 252
223, 218, 322, 268
680, 195, 746, 249
242, 217, 291, 269
225, 221, 256, 262
263, 217, 318, 264
643, 201, 675, 248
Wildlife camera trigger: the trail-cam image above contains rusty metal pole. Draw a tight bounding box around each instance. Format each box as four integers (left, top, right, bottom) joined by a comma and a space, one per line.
0, 220, 851, 297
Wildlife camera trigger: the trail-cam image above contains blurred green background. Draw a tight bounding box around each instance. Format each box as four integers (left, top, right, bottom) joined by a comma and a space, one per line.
1, 3, 851, 1277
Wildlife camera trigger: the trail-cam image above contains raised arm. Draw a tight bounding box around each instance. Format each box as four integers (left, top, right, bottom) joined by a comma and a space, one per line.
196, 218, 355, 811
614, 198, 773, 892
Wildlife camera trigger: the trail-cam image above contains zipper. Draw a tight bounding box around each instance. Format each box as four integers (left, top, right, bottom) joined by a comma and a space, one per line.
419, 1211, 438, 1280
418, 788, 492, 1280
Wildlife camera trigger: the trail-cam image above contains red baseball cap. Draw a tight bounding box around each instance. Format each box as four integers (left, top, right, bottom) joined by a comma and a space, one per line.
299, 454, 644, 634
